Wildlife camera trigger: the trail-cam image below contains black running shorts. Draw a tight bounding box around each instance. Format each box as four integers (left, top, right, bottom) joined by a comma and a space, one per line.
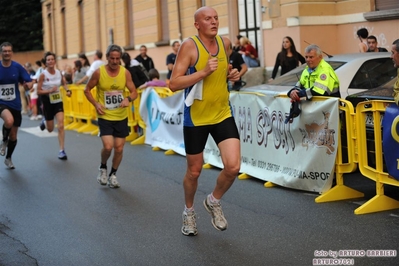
41, 95, 64, 121
0, 105, 22, 127
98, 118, 129, 138
183, 116, 239, 155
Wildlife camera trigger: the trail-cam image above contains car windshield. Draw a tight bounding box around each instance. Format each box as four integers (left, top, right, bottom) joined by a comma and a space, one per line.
269, 61, 346, 86
348, 58, 397, 89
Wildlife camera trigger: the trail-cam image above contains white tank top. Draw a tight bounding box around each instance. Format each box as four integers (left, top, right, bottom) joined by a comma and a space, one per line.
41, 69, 62, 91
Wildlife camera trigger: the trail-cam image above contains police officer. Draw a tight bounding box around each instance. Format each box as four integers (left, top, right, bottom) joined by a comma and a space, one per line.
288, 44, 340, 102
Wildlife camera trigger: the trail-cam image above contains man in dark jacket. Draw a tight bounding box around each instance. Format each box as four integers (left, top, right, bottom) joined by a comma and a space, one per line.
122, 52, 149, 88
135, 45, 155, 72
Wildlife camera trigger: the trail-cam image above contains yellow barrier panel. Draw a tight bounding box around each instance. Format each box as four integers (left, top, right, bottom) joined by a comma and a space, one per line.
130, 88, 145, 145
315, 99, 364, 203
64, 85, 86, 131
63, 85, 98, 134
63, 85, 144, 139
123, 89, 140, 142
353, 100, 399, 214
60, 86, 74, 127
76, 87, 98, 133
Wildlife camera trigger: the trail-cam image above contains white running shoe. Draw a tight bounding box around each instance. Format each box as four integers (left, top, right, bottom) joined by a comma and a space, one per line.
108, 174, 120, 188
4, 158, 15, 169
203, 196, 228, 231
181, 210, 198, 236
0, 140, 8, 156
97, 168, 107, 186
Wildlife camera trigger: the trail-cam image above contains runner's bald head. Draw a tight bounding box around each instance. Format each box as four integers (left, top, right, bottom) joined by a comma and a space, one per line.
194, 6, 215, 22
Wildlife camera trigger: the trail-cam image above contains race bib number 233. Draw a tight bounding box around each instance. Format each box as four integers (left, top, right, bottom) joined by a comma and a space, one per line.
0, 84, 16, 101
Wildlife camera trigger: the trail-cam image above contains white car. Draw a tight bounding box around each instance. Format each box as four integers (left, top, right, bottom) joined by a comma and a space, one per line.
242, 52, 396, 99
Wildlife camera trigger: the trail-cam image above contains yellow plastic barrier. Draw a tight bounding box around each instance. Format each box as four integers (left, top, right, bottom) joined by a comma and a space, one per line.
63, 85, 143, 140
353, 100, 399, 214
315, 98, 364, 203
60, 86, 74, 127
64, 85, 98, 134
124, 89, 140, 142
130, 88, 146, 145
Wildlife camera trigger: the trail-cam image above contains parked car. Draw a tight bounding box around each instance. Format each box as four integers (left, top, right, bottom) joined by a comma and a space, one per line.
345, 78, 395, 107
242, 52, 396, 99
344, 79, 396, 170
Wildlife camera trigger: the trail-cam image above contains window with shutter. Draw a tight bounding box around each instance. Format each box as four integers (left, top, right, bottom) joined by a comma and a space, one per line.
376, 0, 399, 11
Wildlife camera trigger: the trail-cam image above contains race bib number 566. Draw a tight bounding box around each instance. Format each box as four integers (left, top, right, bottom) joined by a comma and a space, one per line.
104, 91, 123, 109
0, 84, 16, 101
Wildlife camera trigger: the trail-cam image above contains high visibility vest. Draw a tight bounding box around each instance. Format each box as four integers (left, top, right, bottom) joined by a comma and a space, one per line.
297, 59, 340, 97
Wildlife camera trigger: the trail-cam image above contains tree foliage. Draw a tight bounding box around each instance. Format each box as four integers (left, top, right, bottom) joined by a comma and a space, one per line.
0, 0, 43, 52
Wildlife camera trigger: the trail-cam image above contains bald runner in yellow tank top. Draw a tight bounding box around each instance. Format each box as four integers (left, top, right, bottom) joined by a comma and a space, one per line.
96, 65, 128, 121
184, 35, 232, 127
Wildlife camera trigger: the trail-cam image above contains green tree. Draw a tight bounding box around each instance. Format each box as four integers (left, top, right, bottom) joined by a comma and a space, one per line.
0, 0, 43, 52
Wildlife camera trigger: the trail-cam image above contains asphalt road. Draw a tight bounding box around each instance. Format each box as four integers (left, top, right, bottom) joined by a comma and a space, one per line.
0, 116, 399, 266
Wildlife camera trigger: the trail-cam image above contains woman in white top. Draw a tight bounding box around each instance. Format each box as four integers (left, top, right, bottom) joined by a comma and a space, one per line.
37, 51, 72, 160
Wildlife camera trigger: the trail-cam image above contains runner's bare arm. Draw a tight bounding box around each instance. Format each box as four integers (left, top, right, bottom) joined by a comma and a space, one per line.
84, 69, 105, 115
120, 69, 138, 108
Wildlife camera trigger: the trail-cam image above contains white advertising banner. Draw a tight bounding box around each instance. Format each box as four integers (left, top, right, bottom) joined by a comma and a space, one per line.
204, 93, 339, 193
141, 89, 339, 193
139, 88, 185, 156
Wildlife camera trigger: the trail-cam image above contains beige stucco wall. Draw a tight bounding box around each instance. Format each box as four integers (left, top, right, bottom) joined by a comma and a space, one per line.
12, 51, 44, 70
40, 0, 399, 77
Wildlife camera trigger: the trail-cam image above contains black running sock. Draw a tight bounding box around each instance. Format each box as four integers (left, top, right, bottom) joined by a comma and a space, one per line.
2, 125, 10, 141
109, 168, 117, 176
100, 163, 107, 169
6, 139, 17, 158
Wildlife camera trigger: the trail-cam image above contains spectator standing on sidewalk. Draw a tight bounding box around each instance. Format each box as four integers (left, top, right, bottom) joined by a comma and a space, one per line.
269, 36, 305, 81
166, 41, 180, 85
121, 52, 149, 88
32, 59, 45, 119
135, 45, 155, 72
357, 28, 369, 53
169, 6, 241, 236
78, 53, 91, 68
0, 42, 32, 169
367, 35, 388, 52
84, 44, 138, 189
37, 51, 72, 160
391, 39, 399, 105
75, 50, 105, 85
229, 44, 247, 91
29, 60, 44, 120
22, 62, 36, 115
73, 60, 88, 84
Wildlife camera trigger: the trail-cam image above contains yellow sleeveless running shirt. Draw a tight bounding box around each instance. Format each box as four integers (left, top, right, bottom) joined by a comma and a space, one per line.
96, 65, 128, 121
184, 35, 232, 127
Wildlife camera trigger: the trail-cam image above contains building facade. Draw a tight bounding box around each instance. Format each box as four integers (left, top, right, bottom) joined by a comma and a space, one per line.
40, 0, 399, 74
